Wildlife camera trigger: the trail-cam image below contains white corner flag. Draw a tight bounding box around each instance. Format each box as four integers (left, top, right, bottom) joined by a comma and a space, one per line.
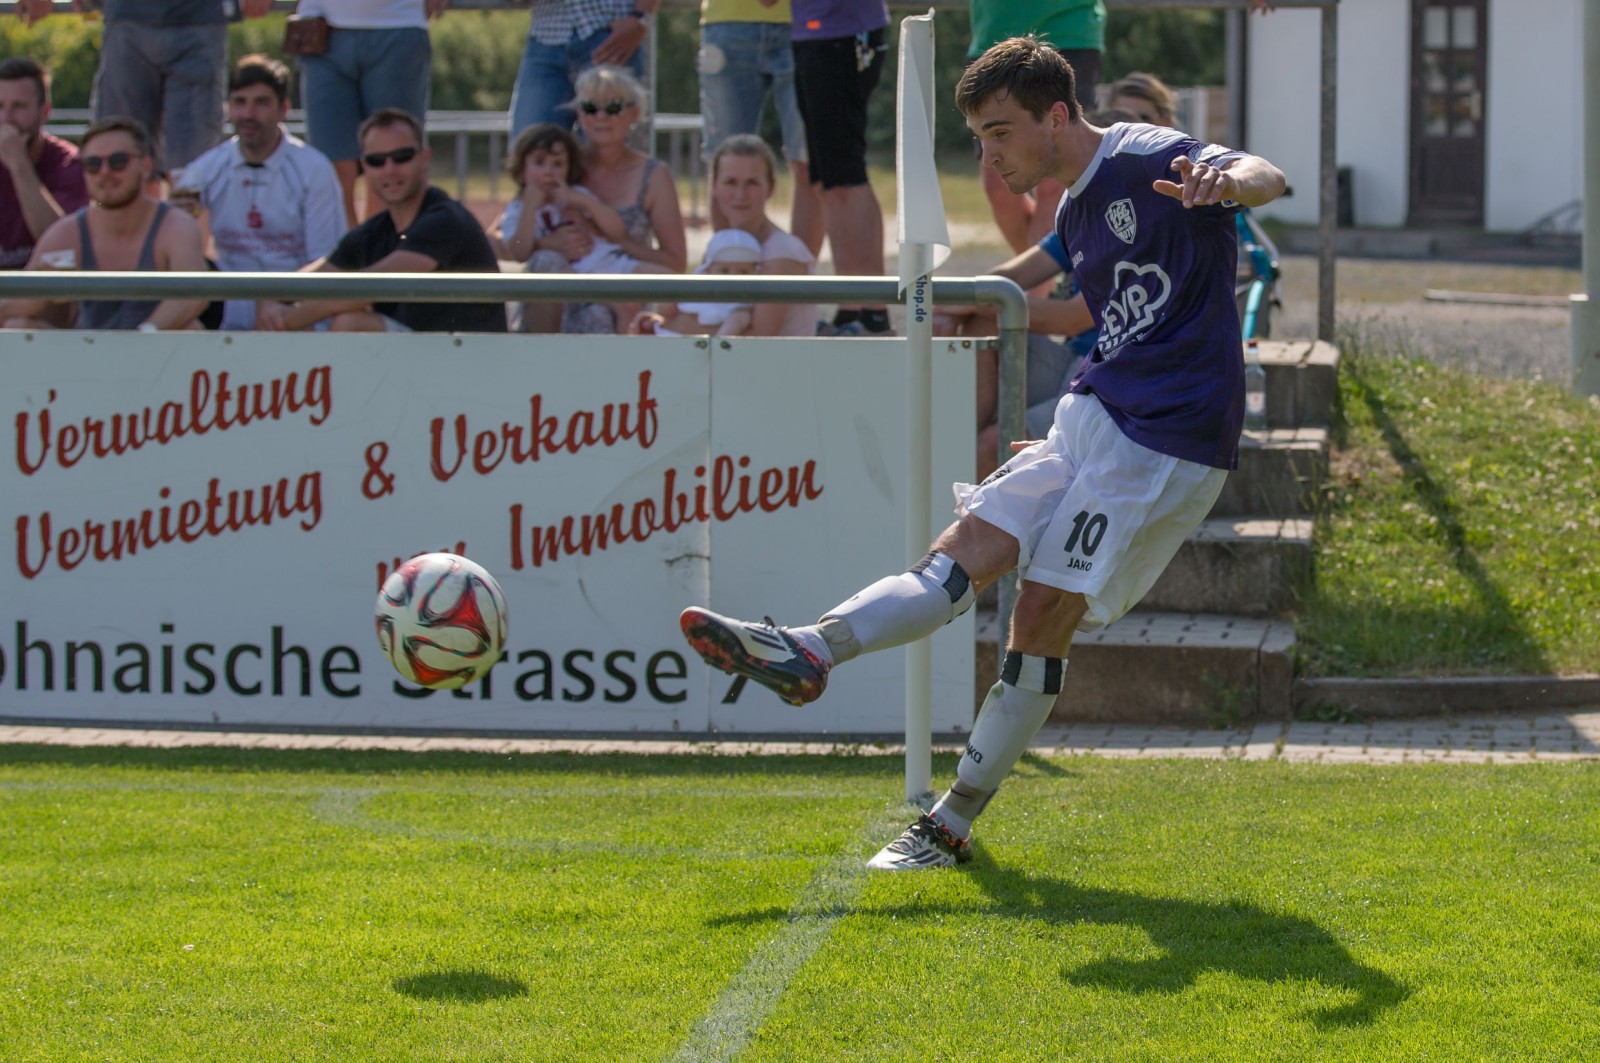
896, 10, 948, 803
896, 10, 951, 296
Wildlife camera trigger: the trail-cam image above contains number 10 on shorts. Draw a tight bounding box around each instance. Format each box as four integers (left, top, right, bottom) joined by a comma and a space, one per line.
1063, 510, 1109, 556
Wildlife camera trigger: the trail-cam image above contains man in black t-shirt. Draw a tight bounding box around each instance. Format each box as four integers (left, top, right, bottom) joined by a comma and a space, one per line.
255, 107, 506, 334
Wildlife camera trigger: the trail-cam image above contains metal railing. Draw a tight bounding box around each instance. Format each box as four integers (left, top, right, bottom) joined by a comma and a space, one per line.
41, 108, 707, 217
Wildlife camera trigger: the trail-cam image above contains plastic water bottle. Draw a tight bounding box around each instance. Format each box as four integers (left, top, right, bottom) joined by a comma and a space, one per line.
1244, 340, 1267, 433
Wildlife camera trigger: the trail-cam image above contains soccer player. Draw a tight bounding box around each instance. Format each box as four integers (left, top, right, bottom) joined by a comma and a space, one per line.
679, 36, 1286, 870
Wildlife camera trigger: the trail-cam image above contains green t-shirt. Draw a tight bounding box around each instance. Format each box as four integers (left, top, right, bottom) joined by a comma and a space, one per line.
967, 0, 1106, 59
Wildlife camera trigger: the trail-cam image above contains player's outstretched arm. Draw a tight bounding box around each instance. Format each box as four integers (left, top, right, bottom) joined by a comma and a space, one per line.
1154, 154, 1286, 210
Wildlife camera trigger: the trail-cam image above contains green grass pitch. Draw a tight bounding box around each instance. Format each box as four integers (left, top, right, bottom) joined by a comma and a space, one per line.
4, 744, 1600, 1060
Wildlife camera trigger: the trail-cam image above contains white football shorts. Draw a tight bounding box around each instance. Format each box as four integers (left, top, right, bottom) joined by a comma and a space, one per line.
952, 392, 1226, 631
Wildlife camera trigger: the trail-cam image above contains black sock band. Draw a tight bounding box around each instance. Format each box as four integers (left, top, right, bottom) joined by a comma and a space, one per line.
1000, 651, 1065, 695
910, 550, 971, 605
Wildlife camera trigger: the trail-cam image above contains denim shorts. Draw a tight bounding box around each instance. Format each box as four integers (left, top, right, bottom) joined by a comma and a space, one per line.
94, 18, 227, 173
697, 21, 807, 166
299, 26, 431, 162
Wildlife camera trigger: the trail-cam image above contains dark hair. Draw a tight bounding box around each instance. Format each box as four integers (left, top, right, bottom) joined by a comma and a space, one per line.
357, 107, 425, 149
709, 133, 777, 188
1109, 71, 1178, 124
0, 56, 49, 107
955, 36, 1080, 123
229, 53, 291, 105
506, 123, 585, 187
82, 115, 151, 156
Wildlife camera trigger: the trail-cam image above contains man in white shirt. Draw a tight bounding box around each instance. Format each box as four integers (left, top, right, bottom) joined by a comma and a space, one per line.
178, 54, 346, 330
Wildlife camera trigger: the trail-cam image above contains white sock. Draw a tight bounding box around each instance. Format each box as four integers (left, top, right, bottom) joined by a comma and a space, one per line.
930, 652, 1067, 838
791, 551, 974, 666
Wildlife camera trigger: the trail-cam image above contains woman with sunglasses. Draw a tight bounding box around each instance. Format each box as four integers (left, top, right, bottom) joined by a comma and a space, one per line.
519, 64, 685, 333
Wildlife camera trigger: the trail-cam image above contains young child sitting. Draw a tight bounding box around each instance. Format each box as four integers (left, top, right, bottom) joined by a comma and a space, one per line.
629, 228, 760, 337
493, 123, 667, 331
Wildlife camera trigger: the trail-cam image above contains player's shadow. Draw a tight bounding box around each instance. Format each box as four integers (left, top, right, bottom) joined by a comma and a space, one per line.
710, 859, 1406, 1030
392, 969, 528, 1003
967, 861, 1407, 1028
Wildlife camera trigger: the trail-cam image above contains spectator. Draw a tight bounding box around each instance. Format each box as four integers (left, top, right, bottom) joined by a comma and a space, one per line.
17, 0, 273, 180
296, 0, 451, 228
176, 54, 346, 330
510, 0, 659, 138
517, 65, 685, 334
629, 226, 761, 337
0, 117, 209, 331
492, 122, 669, 333
255, 108, 505, 333
0, 57, 88, 277
701, 133, 814, 336
790, 0, 891, 336
1109, 71, 1179, 127
697, 0, 821, 256
969, 3, 1104, 254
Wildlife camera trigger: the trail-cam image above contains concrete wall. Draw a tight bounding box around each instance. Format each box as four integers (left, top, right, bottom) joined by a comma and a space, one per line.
1245, 0, 1580, 233
1484, 0, 1583, 231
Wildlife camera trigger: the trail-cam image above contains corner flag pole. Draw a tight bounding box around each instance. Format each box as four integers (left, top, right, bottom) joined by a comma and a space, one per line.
896, 9, 950, 804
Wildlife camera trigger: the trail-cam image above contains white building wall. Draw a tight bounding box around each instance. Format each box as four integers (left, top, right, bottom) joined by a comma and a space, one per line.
1245, 0, 1581, 232
1245, 0, 1409, 227
1484, 0, 1583, 231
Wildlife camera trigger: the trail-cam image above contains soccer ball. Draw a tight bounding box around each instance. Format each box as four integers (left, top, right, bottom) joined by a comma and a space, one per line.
374, 552, 509, 690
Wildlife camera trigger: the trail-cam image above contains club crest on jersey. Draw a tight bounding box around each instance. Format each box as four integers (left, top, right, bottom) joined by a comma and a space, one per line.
1106, 198, 1137, 244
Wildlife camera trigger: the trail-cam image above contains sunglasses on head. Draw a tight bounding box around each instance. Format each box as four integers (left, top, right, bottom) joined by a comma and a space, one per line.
81, 151, 140, 175
361, 146, 420, 169
578, 98, 633, 117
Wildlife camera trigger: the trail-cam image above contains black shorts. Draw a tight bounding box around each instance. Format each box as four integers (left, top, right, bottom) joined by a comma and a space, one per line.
792, 28, 887, 189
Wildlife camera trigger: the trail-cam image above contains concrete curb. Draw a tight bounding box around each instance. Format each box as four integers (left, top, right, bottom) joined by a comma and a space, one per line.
1294, 675, 1600, 718
7, 711, 1600, 765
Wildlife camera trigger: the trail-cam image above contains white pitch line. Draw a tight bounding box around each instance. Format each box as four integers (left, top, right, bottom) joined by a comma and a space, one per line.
667, 802, 910, 1063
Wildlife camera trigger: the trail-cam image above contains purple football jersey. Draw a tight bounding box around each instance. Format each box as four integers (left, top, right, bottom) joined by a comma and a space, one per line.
1060, 124, 1246, 470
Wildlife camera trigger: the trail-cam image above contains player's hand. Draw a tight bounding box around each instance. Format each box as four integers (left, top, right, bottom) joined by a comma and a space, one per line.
0, 124, 29, 173
539, 222, 591, 263
424, 0, 451, 18
255, 300, 292, 331
1008, 439, 1044, 453
628, 311, 664, 335
1250, 0, 1276, 13
1153, 156, 1237, 209
593, 17, 646, 66
16, 0, 56, 26
239, 0, 273, 18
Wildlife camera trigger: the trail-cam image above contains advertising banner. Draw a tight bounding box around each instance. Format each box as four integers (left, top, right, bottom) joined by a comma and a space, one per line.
2, 332, 975, 735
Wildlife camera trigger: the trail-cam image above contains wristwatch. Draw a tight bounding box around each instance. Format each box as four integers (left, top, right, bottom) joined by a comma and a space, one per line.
629, 7, 651, 20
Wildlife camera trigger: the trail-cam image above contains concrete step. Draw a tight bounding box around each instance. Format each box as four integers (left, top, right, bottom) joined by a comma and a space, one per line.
1143, 517, 1313, 617
1257, 338, 1339, 429
1211, 427, 1328, 517
975, 609, 1294, 726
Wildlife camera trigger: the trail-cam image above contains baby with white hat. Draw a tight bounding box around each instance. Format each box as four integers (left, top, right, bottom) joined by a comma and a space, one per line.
630, 228, 762, 337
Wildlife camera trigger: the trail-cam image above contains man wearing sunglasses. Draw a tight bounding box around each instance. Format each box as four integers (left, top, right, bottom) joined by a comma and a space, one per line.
0, 58, 87, 275
255, 108, 505, 334
0, 117, 209, 331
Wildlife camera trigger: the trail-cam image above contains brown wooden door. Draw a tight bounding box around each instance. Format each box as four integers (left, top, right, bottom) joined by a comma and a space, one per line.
1408, 0, 1488, 226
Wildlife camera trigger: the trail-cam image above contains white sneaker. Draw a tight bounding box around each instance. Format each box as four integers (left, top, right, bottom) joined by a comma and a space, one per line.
679, 606, 829, 706
866, 814, 973, 871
